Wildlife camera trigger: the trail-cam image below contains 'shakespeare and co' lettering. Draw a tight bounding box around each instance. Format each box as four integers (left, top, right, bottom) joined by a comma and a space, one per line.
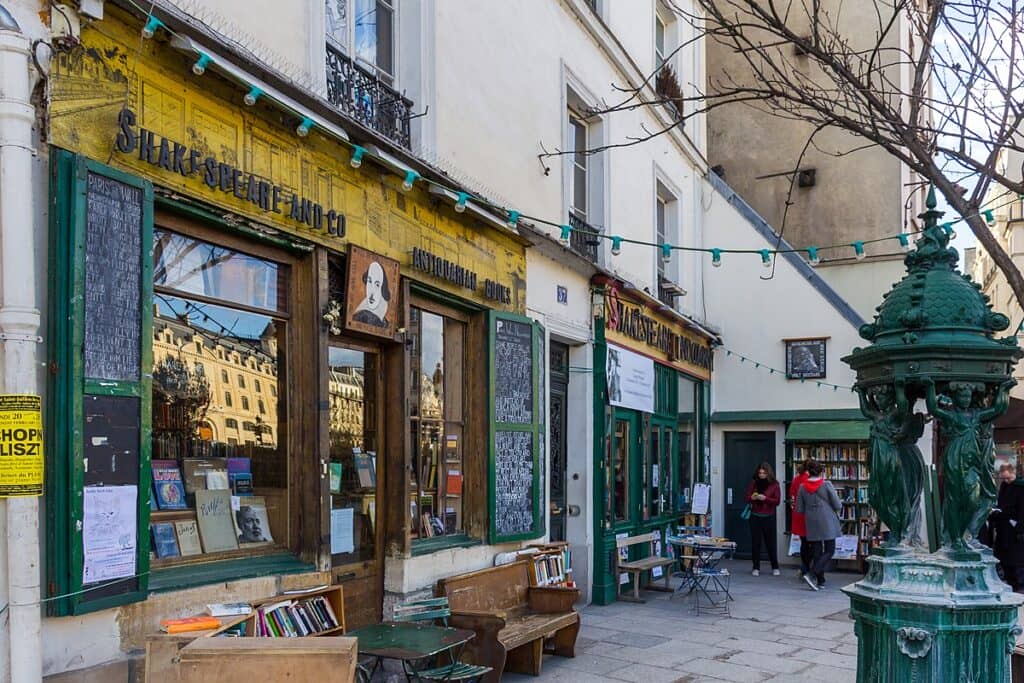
115, 108, 345, 238
606, 298, 714, 372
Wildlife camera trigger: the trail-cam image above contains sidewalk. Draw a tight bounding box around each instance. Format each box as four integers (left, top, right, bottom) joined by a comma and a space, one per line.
504, 559, 857, 683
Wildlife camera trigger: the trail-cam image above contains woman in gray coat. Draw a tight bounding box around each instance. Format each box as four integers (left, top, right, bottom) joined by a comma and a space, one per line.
795, 460, 842, 590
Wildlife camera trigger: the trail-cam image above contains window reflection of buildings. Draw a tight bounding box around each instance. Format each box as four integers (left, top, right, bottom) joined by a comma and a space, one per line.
152, 313, 278, 448
329, 365, 365, 449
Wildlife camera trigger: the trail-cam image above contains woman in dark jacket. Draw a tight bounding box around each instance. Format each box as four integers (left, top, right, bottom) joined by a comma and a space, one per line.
745, 462, 781, 576
992, 463, 1024, 589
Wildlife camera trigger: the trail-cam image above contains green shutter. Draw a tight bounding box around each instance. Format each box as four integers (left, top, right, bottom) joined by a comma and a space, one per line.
47, 150, 153, 615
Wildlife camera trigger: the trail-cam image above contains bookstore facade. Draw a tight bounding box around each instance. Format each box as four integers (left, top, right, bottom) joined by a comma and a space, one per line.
591, 277, 715, 604
42, 6, 538, 653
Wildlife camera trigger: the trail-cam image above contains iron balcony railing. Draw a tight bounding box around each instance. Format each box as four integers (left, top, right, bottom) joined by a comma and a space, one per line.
325, 44, 414, 149
568, 211, 602, 263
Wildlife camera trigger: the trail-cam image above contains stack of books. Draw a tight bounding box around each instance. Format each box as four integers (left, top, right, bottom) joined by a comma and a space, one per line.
254, 595, 340, 637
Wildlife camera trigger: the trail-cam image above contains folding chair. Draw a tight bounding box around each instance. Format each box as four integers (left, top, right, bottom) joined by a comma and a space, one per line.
692, 566, 730, 616
392, 598, 491, 683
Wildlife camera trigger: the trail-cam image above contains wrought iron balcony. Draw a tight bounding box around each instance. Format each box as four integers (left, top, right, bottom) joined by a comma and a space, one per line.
568, 212, 602, 263
325, 44, 413, 149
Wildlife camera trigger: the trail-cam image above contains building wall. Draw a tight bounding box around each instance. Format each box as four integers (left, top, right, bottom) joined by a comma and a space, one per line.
815, 258, 907, 322
704, 0, 910, 257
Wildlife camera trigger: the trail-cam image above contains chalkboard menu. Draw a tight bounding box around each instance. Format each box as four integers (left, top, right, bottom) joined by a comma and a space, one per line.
494, 430, 534, 536
84, 172, 143, 381
494, 318, 533, 424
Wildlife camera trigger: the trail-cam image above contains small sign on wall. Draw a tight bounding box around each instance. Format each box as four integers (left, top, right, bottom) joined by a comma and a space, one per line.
556, 286, 568, 305
785, 338, 827, 379
344, 245, 400, 339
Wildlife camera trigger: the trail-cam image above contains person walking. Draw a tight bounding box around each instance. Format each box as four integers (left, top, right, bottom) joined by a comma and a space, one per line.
796, 459, 842, 590
789, 459, 812, 578
745, 462, 781, 576
992, 461, 1024, 589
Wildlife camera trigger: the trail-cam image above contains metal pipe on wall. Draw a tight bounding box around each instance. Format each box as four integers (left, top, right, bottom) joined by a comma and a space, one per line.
0, 4, 42, 681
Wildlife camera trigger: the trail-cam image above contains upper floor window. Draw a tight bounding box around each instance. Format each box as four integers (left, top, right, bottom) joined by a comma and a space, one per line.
327, 0, 395, 85
655, 4, 676, 71
655, 13, 667, 69
569, 110, 589, 223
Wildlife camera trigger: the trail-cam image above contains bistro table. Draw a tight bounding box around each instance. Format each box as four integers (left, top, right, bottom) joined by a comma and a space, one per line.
347, 621, 476, 682
667, 535, 737, 600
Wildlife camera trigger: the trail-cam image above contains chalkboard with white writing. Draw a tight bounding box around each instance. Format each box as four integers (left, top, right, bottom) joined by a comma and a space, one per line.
494, 430, 534, 536
84, 172, 143, 381
494, 318, 533, 424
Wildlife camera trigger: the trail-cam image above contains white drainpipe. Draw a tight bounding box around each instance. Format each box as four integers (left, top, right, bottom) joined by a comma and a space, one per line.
0, 4, 43, 682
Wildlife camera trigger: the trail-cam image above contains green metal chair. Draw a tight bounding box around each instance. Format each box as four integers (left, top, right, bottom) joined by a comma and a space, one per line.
392, 597, 492, 683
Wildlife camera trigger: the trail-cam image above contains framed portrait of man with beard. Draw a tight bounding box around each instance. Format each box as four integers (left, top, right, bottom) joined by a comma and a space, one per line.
344, 246, 401, 338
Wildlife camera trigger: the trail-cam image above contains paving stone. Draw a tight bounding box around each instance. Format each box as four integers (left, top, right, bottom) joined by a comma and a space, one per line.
607, 662, 697, 683
604, 631, 673, 648
555, 653, 632, 675
716, 637, 800, 656
674, 657, 774, 683
791, 648, 858, 669
723, 649, 812, 674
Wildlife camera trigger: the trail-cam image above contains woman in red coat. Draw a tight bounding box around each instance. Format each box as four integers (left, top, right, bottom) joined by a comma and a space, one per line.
790, 460, 812, 577
746, 462, 782, 576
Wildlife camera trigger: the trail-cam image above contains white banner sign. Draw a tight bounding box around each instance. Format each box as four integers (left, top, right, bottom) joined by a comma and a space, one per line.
606, 344, 655, 413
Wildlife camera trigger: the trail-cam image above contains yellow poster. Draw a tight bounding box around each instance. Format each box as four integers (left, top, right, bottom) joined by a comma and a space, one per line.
0, 395, 44, 497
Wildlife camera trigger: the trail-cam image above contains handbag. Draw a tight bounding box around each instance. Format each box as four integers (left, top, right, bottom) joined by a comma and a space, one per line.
740, 503, 752, 520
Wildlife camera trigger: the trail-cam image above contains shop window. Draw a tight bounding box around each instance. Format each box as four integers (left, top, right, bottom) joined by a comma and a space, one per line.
408, 307, 465, 540
610, 418, 629, 523
151, 228, 288, 570
328, 345, 377, 562
678, 375, 698, 509
649, 424, 673, 519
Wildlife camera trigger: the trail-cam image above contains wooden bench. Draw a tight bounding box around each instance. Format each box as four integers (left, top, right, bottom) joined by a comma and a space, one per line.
615, 532, 674, 602
436, 561, 579, 682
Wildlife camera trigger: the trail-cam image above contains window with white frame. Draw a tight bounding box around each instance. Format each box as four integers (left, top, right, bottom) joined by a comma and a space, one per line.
656, 195, 668, 282
569, 110, 589, 222
656, 180, 682, 307
655, 12, 668, 69
326, 0, 395, 84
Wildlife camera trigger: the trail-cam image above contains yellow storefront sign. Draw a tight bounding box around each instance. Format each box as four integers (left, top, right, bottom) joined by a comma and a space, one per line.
0, 395, 44, 497
48, 6, 526, 312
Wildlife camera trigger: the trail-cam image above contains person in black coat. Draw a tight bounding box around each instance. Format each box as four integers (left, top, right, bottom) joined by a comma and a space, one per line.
992, 463, 1024, 590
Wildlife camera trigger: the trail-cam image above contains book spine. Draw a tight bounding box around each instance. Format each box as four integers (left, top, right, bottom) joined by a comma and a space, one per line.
318, 596, 340, 629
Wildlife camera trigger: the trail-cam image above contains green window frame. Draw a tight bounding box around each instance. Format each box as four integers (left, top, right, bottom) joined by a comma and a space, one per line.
487, 311, 546, 543
47, 150, 154, 615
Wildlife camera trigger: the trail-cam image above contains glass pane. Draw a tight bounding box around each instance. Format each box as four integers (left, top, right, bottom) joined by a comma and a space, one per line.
655, 16, 665, 68
613, 419, 629, 522
154, 230, 283, 312
573, 166, 587, 215
376, 1, 394, 77
328, 346, 376, 563
650, 426, 661, 518
151, 293, 286, 564
678, 376, 696, 509
326, 0, 348, 47
656, 199, 666, 243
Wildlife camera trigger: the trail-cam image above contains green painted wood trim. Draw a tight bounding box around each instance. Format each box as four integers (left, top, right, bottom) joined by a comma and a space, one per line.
486, 311, 545, 543
711, 408, 866, 423
154, 194, 314, 254
785, 421, 870, 441
149, 554, 315, 593
409, 281, 486, 314
411, 534, 482, 557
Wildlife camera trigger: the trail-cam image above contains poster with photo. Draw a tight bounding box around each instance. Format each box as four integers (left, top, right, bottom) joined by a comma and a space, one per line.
785, 338, 827, 379
344, 245, 400, 339
606, 344, 655, 413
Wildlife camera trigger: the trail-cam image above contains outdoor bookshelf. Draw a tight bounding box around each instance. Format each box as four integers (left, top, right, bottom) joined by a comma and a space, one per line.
526, 541, 574, 587
209, 585, 346, 638
785, 421, 874, 571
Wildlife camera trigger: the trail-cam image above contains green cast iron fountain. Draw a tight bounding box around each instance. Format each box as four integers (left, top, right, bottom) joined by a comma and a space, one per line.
843, 187, 1023, 681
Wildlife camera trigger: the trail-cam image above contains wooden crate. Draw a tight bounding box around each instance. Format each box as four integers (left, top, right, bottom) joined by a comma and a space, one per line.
210, 584, 346, 637
176, 636, 357, 682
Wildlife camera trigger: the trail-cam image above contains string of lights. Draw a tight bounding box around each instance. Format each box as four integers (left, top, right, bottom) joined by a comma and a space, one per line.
131, 2, 1021, 271
721, 348, 854, 391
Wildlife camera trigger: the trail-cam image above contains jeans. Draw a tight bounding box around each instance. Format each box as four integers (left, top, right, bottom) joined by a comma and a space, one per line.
749, 513, 779, 570
809, 538, 836, 585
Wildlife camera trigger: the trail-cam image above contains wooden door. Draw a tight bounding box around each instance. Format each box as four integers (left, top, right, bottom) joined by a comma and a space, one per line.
326, 342, 383, 628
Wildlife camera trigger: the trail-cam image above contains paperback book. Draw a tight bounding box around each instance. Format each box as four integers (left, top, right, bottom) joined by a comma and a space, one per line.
151, 460, 187, 510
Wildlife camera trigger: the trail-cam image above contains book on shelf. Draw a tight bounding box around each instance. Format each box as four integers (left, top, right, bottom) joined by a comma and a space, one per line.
233, 495, 274, 545
446, 471, 463, 496
160, 616, 221, 634
183, 457, 229, 495
151, 522, 180, 559
354, 453, 376, 488
253, 595, 340, 637
151, 460, 187, 510
195, 489, 239, 553
329, 462, 342, 494
174, 519, 204, 556
207, 603, 252, 617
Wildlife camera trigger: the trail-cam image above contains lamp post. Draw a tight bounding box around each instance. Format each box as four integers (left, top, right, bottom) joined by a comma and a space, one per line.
842, 187, 1023, 682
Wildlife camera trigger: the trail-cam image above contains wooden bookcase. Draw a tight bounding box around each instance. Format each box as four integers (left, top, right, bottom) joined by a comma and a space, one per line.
786, 440, 874, 571
525, 541, 573, 587
210, 585, 346, 638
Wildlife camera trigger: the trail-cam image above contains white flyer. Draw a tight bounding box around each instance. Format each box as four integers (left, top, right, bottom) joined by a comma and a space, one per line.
82, 485, 137, 584
331, 507, 355, 554
691, 483, 711, 515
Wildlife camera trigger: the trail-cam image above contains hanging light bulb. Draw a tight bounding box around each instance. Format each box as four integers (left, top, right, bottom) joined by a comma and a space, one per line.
243, 86, 263, 106
296, 117, 314, 137
853, 241, 866, 260
611, 236, 623, 256
984, 209, 995, 226
760, 249, 772, 269
402, 170, 419, 192
141, 15, 163, 39
661, 244, 672, 264
710, 248, 722, 268
192, 53, 211, 75
507, 210, 520, 228
349, 145, 365, 168
897, 233, 911, 252
559, 224, 572, 246
806, 247, 820, 267
454, 192, 469, 213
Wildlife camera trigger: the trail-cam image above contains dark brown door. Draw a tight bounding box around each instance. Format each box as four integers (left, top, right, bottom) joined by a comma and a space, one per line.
549, 342, 569, 542
724, 431, 775, 558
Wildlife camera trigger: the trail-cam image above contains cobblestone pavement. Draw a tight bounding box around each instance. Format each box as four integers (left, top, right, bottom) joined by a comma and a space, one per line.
504, 559, 857, 683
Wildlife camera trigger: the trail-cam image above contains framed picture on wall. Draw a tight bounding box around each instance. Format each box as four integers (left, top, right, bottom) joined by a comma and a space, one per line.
785, 338, 827, 379
344, 245, 400, 338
